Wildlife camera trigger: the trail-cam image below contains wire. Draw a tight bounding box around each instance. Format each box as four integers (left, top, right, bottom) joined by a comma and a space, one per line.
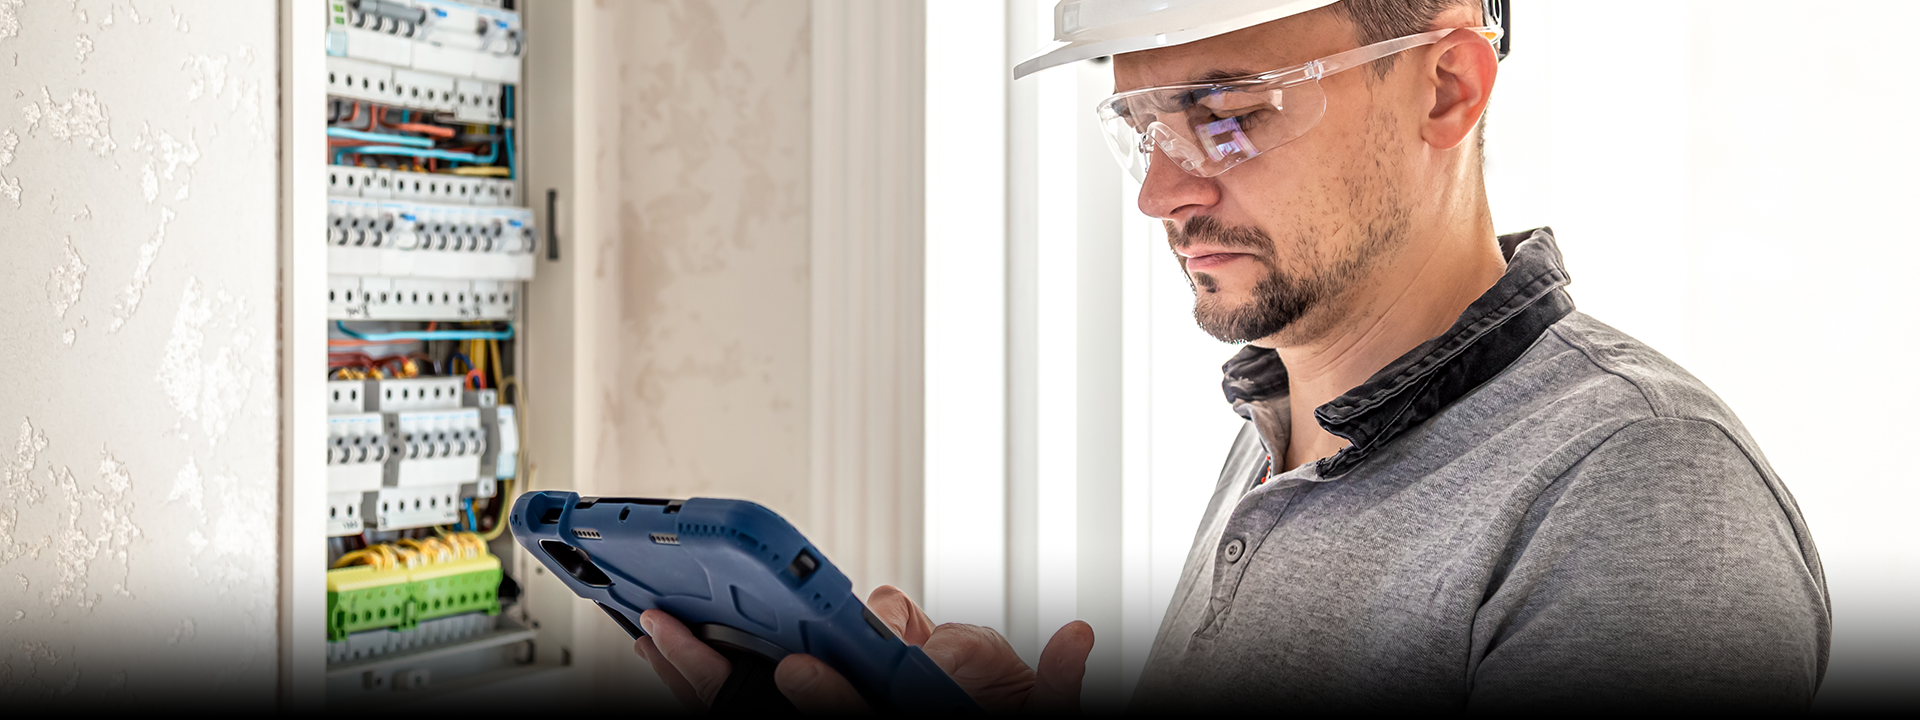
465, 499, 478, 533
335, 145, 486, 165
392, 122, 455, 138
448, 166, 511, 176
326, 127, 435, 148
448, 352, 473, 374
504, 84, 515, 179
465, 367, 486, 390
329, 101, 372, 130
369, 104, 456, 138
487, 338, 507, 395
479, 478, 515, 541
327, 337, 425, 348
334, 321, 513, 342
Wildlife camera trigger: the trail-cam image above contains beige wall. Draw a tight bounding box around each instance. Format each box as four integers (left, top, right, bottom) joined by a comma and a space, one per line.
576, 0, 811, 520
0, 0, 280, 706
568, 0, 813, 702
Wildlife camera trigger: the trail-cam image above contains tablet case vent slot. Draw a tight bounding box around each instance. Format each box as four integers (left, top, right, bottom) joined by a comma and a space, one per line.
786, 549, 820, 583
650, 532, 680, 545
539, 507, 562, 524
572, 528, 601, 540
597, 601, 643, 639
539, 540, 613, 587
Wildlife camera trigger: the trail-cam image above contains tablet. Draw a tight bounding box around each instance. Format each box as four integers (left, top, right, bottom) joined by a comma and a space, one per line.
510, 491, 980, 713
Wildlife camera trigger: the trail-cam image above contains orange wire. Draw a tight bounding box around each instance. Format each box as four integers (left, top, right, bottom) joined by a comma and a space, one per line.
393, 122, 455, 138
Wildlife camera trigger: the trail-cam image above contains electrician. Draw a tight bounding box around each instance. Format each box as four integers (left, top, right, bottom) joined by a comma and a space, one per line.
638, 0, 1830, 711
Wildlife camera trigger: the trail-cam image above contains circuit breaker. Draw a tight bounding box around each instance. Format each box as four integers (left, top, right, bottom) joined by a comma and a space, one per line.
318, 0, 537, 702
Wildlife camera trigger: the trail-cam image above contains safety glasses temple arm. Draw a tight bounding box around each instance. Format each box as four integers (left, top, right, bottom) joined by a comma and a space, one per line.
1309, 25, 1502, 79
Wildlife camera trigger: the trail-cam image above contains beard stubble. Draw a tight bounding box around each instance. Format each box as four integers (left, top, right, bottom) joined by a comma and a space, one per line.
1171, 112, 1414, 345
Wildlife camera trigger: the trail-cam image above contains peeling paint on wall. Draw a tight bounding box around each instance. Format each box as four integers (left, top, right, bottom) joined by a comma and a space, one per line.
0, 0, 278, 706
0, 0, 21, 41
156, 277, 260, 446
45, 238, 85, 319
131, 125, 197, 203
20, 87, 115, 157
107, 207, 171, 333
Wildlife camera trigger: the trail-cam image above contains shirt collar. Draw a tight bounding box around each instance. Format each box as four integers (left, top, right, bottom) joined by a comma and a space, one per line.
1220, 227, 1576, 478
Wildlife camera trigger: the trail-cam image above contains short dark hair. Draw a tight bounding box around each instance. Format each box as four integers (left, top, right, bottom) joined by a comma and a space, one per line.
1332, 0, 1481, 77
1331, 0, 1491, 162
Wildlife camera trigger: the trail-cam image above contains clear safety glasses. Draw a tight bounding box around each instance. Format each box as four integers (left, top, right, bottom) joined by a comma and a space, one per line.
1095, 26, 1502, 181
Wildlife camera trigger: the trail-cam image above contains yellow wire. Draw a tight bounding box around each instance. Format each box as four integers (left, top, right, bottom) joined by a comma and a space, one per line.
487, 339, 505, 395
479, 477, 515, 542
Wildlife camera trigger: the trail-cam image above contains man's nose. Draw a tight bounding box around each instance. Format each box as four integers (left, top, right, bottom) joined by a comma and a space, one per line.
1136, 144, 1220, 222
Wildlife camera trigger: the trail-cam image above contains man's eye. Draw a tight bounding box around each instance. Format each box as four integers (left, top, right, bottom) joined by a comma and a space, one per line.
1199, 92, 1268, 118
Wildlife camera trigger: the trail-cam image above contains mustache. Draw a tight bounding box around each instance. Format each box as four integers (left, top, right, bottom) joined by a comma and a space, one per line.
1166, 216, 1272, 254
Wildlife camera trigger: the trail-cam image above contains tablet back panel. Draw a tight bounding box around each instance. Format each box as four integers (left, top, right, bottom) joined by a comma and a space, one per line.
510, 491, 978, 712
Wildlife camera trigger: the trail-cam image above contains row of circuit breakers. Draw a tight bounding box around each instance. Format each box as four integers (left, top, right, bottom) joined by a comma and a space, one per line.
326, 0, 531, 323
327, 377, 518, 536
325, 0, 529, 538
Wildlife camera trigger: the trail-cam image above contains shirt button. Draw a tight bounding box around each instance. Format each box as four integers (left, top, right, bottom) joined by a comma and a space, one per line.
1223, 538, 1245, 564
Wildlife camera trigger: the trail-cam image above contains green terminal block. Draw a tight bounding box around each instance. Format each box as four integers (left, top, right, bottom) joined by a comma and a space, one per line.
327, 554, 503, 641
412, 556, 504, 625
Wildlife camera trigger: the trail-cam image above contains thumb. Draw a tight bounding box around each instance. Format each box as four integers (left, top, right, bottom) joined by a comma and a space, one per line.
866, 585, 937, 645
1025, 621, 1093, 713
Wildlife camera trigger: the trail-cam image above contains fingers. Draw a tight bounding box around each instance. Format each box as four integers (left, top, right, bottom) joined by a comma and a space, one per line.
775, 654, 872, 714
634, 636, 707, 712
921, 623, 1035, 712
1027, 620, 1095, 714
920, 623, 1009, 676
639, 609, 733, 707
865, 585, 936, 645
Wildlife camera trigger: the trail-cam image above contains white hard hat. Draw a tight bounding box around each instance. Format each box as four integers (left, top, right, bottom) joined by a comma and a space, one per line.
1013, 0, 1343, 79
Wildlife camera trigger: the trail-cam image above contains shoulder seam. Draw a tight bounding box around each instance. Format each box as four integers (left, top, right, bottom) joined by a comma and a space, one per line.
1548, 322, 1660, 418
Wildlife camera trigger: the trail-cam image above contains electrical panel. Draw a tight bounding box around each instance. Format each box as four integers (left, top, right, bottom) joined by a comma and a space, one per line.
320, 0, 538, 701
325, 0, 523, 81
328, 163, 518, 205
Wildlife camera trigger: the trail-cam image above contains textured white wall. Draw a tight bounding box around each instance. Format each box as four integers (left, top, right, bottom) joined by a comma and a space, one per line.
0, 0, 280, 707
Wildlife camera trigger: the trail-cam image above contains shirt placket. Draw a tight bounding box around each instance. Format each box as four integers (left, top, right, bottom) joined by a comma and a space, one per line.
1192, 462, 1318, 640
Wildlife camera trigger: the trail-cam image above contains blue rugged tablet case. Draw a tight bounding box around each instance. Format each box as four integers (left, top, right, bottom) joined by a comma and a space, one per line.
510, 491, 980, 713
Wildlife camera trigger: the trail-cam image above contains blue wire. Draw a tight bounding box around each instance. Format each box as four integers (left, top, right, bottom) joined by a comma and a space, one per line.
346, 145, 488, 163
465, 499, 478, 532
334, 321, 513, 342
326, 127, 434, 148
448, 352, 473, 374
503, 84, 515, 179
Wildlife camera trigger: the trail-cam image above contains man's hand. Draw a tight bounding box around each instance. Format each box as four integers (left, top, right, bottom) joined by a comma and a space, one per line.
632, 585, 1094, 713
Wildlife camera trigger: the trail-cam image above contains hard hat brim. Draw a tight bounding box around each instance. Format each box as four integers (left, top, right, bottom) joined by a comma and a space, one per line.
1012, 0, 1342, 80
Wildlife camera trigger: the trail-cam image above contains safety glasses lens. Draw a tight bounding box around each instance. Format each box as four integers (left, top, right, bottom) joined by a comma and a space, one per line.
1097, 80, 1327, 181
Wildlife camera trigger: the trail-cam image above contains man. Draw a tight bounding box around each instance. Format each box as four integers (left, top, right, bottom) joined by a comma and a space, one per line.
637, 0, 1830, 711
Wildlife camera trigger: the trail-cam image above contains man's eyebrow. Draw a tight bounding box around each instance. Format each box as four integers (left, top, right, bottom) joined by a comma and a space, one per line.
1192, 68, 1257, 83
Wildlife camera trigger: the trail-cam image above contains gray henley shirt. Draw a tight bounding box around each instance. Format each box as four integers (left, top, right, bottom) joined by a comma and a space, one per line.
1130, 228, 1829, 711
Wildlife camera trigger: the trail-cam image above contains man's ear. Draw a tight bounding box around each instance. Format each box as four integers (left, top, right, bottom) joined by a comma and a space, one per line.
1420, 28, 1499, 150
